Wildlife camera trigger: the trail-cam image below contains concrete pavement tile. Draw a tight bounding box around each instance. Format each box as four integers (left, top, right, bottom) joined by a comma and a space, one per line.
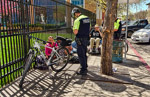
77, 80, 128, 97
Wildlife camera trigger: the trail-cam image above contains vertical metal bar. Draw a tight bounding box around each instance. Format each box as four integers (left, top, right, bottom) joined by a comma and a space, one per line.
13, 0, 20, 77
25, 0, 29, 33
34, 0, 37, 38
28, 0, 31, 50
124, 0, 129, 61
6, 0, 12, 83
15, 34, 19, 77
21, 0, 27, 59
56, 2, 58, 36
0, 0, 3, 87
9, 0, 15, 80
3, 0, 9, 85
14, 0, 22, 74
11, 0, 17, 79
17, 0, 24, 74
25, 0, 30, 50
16, 0, 22, 76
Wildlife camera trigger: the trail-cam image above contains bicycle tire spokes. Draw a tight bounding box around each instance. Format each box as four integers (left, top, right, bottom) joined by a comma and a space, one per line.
122, 41, 128, 54
19, 53, 34, 88
51, 47, 70, 72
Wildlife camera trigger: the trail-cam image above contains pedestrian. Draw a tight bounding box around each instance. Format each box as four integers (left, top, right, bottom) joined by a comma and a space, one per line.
72, 7, 90, 75
114, 18, 122, 40
89, 24, 102, 53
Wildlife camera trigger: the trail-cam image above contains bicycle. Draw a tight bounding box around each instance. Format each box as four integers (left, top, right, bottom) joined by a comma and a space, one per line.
19, 35, 72, 88
120, 35, 128, 54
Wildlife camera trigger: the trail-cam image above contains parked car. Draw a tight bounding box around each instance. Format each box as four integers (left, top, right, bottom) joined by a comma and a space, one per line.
131, 24, 150, 43
121, 20, 135, 26
121, 19, 148, 38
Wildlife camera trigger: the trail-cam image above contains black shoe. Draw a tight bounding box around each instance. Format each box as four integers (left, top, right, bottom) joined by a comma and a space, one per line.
76, 70, 87, 75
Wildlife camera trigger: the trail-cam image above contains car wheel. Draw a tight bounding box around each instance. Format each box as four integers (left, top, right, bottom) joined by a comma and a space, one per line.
127, 31, 133, 38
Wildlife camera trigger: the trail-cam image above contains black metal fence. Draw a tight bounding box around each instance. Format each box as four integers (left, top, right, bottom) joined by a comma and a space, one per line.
0, 0, 96, 88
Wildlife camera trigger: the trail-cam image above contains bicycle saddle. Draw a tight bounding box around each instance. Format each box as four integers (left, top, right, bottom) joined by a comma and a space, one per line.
56, 36, 66, 41
56, 36, 72, 46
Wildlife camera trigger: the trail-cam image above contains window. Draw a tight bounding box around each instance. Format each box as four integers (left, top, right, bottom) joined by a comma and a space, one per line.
139, 21, 146, 26
71, 0, 83, 6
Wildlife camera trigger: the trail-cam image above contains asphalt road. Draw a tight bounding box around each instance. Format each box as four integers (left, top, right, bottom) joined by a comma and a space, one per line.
128, 38, 150, 66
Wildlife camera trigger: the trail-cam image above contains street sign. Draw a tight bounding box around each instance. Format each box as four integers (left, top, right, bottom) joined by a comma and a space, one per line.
118, 0, 139, 4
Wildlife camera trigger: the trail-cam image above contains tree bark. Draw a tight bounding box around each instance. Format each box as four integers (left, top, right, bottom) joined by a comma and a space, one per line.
101, 0, 118, 75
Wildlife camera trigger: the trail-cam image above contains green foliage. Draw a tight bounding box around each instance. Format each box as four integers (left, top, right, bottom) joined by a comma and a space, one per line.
97, 0, 106, 10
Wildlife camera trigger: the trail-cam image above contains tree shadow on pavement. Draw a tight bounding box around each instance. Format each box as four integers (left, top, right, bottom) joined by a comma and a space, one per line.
127, 69, 150, 90
115, 58, 144, 68
77, 66, 150, 96
135, 42, 150, 45
0, 70, 50, 97
127, 53, 140, 58
79, 70, 127, 93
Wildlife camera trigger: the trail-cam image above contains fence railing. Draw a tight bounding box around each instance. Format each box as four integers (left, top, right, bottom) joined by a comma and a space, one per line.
0, 0, 96, 88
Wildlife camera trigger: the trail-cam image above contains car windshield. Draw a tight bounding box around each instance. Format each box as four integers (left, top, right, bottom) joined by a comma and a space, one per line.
132, 21, 139, 25
122, 21, 137, 26
129, 21, 136, 25
144, 24, 150, 29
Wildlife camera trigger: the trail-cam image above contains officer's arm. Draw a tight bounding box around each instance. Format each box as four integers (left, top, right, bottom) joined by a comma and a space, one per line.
99, 30, 103, 38
73, 19, 80, 35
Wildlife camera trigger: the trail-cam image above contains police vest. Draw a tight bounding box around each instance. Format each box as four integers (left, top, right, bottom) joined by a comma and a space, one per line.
75, 15, 90, 38
114, 19, 122, 33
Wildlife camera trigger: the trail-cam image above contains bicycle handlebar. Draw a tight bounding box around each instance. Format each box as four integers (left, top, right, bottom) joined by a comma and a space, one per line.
29, 35, 47, 44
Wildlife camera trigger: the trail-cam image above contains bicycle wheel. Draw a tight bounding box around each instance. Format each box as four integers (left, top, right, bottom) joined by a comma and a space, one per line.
123, 41, 128, 54
51, 47, 70, 72
19, 52, 34, 88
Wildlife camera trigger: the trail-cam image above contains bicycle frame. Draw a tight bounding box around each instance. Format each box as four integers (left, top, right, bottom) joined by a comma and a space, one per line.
31, 38, 62, 66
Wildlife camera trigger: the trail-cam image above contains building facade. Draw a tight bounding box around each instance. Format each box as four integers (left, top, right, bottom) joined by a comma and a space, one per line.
147, 3, 150, 23
67, 0, 104, 26
30, 0, 103, 26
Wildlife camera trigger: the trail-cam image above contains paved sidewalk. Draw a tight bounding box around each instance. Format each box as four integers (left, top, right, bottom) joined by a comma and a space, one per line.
0, 43, 150, 97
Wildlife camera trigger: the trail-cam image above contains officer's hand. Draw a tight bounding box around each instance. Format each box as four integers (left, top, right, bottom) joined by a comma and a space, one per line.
114, 29, 118, 32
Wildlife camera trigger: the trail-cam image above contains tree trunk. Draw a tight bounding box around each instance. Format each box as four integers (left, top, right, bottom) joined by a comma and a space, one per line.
101, 0, 118, 75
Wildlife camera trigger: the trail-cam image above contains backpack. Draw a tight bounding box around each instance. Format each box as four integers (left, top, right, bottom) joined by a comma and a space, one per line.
35, 55, 48, 70
36, 55, 44, 64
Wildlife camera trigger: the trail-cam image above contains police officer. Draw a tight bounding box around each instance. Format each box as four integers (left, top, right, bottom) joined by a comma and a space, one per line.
72, 7, 90, 75
114, 18, 122, 39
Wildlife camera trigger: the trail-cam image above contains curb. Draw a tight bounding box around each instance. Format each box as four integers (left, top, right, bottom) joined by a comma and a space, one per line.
127, 40, 150, 72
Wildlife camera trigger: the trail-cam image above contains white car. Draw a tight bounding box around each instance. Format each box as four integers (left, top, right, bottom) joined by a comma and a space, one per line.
131, 24, 150, 43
